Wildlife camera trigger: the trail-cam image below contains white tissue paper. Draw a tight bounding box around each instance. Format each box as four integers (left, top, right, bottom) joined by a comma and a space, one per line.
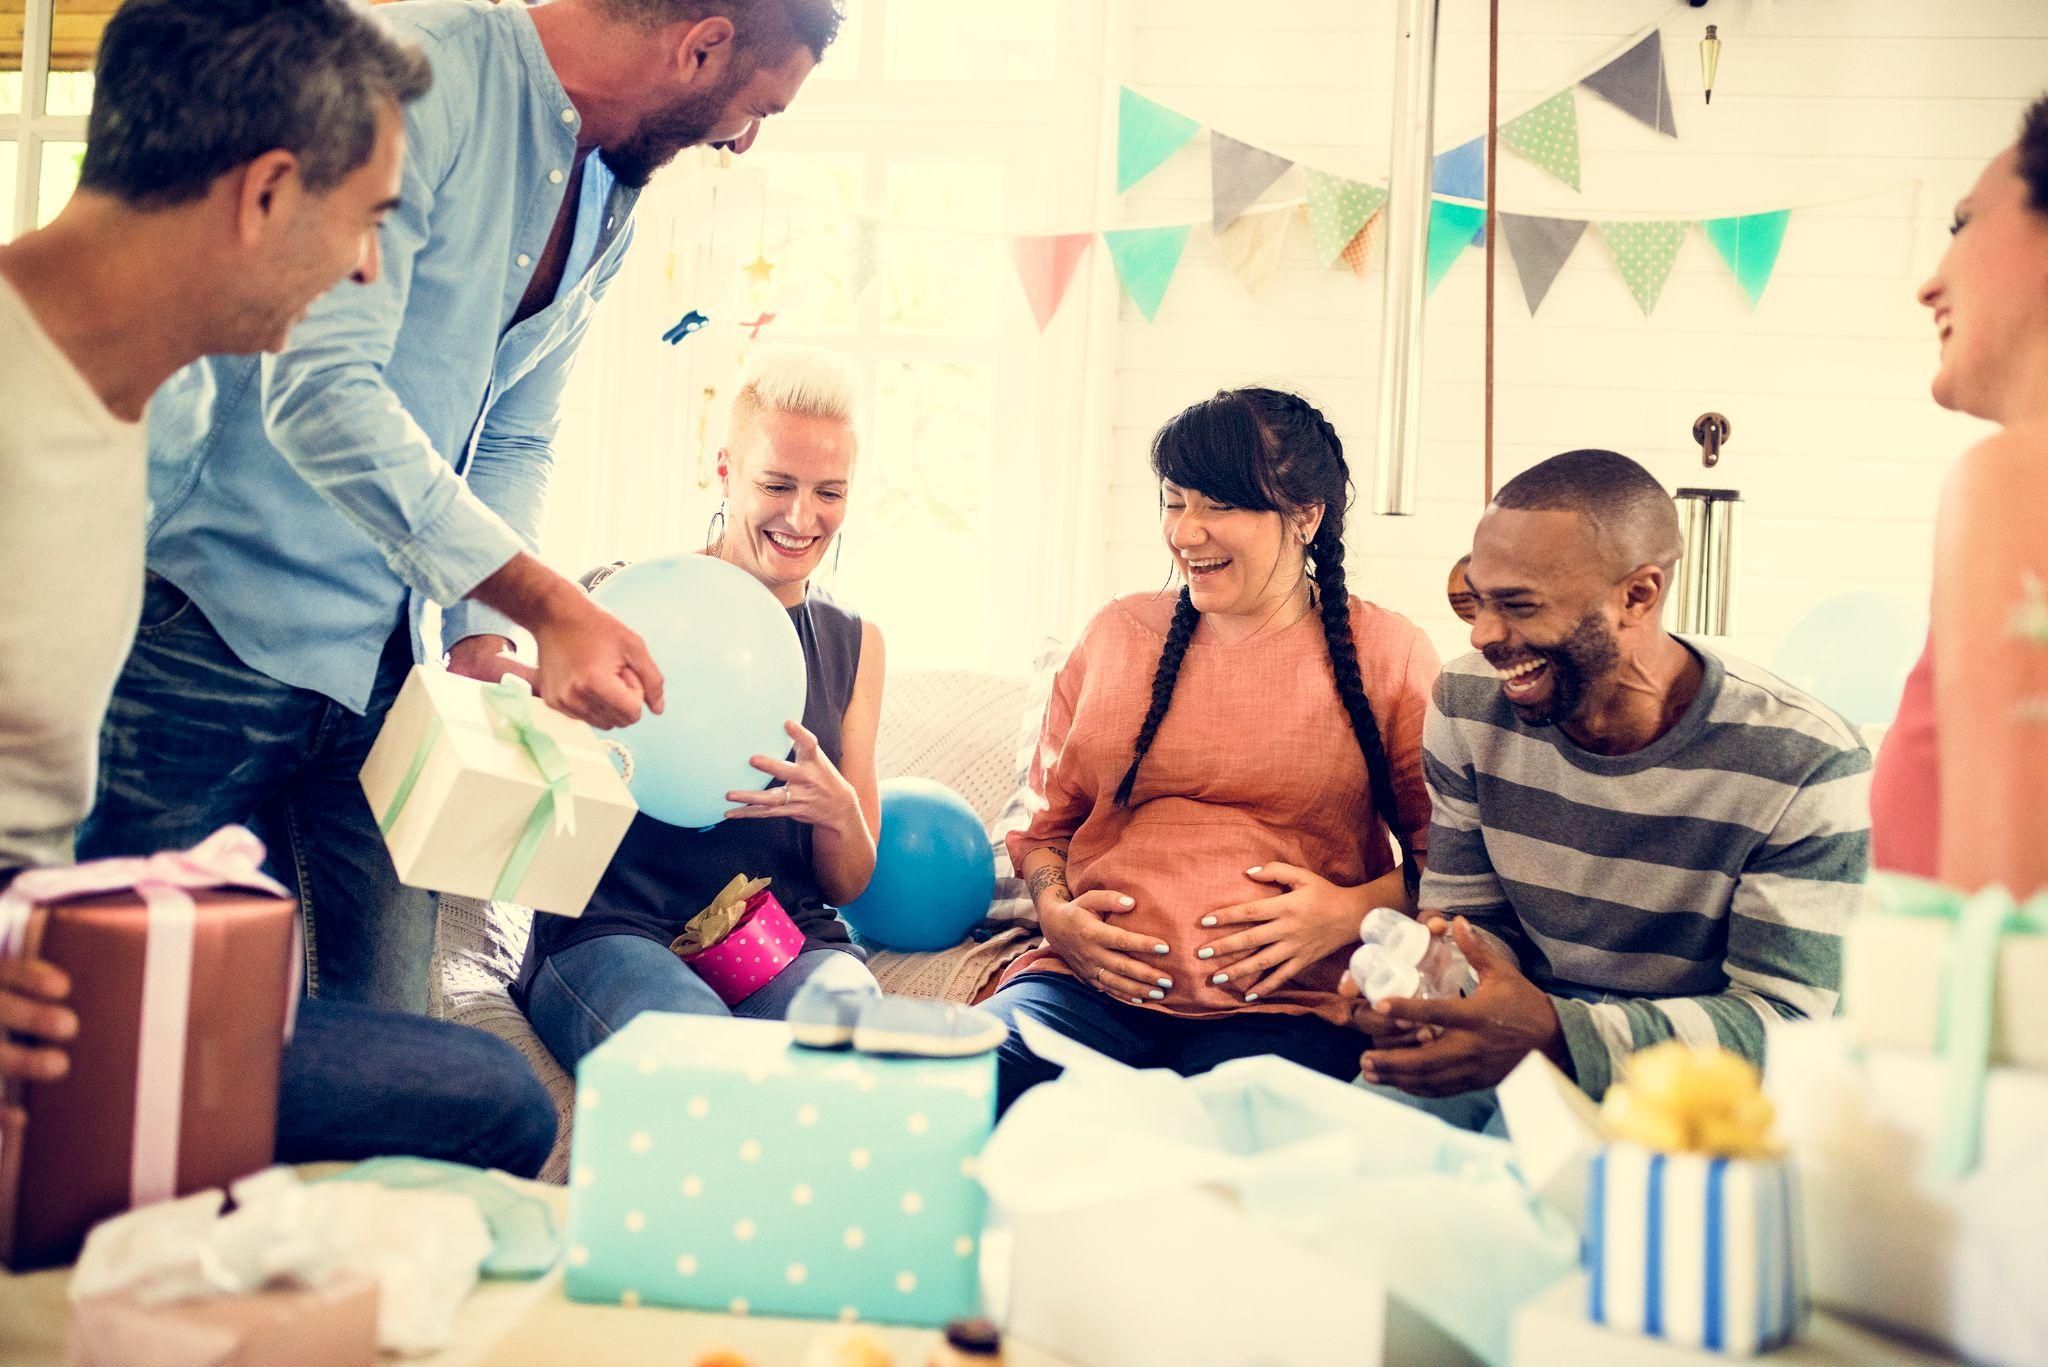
70, 1167, 493, 1356
977, 1019, 1576, 1367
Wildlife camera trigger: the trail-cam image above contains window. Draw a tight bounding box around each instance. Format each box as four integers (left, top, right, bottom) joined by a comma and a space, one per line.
1, 0, 100, 239
543, 0, 1110, 673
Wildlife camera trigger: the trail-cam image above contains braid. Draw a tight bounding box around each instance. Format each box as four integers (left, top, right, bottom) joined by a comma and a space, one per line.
1114, 587, 1200, 807
1294, 404, 1420, 896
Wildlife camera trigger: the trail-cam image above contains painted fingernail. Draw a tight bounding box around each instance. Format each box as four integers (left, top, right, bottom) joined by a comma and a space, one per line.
1119, 896, 1135, 908
1129, 997, 1143, 1005
1211, 973, 1230, 985
1246, 866, 1262, 876
1156, 977, 1172, 988
1148, 989, 1166, 1000
1197, 947, 1215, 960
1154, 944, 1170, 954
1200, 915, 1218, 928
1245, 992, 1260, 1003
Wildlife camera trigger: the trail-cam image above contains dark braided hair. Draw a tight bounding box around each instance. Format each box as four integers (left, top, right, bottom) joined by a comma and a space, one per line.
2022, 94, 2048, 213
1112, 389, 1419, 892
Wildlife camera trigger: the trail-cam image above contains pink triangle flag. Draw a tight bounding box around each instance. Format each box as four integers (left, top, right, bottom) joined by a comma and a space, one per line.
1010, 233, 1093, 332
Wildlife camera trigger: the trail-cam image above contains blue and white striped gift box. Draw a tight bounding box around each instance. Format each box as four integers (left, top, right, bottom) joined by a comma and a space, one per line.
1583, 1142, 1805, 1356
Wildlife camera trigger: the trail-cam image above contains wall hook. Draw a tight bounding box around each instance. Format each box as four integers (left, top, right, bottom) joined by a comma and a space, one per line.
1693, 412, 1732, 468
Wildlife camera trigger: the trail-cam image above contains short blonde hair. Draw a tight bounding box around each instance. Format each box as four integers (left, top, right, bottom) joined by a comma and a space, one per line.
725, 344, 860, 463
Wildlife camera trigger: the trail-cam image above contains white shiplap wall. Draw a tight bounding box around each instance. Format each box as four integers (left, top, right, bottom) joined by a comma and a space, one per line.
1096, 0, 2047, 668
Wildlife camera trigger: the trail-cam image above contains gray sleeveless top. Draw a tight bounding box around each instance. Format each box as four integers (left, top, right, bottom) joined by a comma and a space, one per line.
514, 576, 866, 1001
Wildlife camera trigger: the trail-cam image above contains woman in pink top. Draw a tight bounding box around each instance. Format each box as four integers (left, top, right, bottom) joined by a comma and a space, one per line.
1872, 95, 2048, 895
984, 389, 1438, 1113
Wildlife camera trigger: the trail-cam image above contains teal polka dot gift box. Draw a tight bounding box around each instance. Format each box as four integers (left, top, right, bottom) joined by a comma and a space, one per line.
563, 1013, 994, 1327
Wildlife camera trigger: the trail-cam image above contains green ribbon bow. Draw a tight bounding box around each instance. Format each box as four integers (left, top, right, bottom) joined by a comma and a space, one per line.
1867, 872, 2048, 1177
377, 675, 577, 904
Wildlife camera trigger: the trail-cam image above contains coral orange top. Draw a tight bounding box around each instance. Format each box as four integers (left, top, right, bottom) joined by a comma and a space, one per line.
1002, 592, 1439, 1026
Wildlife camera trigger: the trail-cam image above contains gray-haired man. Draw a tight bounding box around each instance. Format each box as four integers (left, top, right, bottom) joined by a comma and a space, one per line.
0, 0, 553, 1177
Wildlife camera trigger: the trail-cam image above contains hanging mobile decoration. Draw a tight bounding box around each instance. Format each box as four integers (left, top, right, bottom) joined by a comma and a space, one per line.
742, 194, 776, 286
741, 311, 778, 340
661, 310, 711, 344
1700, 25, 1722, 105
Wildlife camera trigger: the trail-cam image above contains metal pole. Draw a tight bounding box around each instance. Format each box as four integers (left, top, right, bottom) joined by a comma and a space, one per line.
1374, 0, 1441, 516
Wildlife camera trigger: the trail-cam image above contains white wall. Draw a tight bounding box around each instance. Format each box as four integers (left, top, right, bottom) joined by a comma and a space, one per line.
1099, 0, 2045, 669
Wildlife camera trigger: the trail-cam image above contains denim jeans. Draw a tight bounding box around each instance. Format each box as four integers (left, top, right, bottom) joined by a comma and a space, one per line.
279, 998, 557, 1178
982, 971, 1368, 1116
524, 934, 876, 1073
77, 573, 435, 1012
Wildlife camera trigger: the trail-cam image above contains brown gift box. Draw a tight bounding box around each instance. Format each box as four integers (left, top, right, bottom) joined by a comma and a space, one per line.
0, 832, 296, 1271
68, 1274, 380, 1367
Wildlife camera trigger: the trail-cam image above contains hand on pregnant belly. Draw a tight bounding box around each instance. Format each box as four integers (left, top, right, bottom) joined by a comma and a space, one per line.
1194, 862, 1364, 1002
1040, 889, 1174, 1004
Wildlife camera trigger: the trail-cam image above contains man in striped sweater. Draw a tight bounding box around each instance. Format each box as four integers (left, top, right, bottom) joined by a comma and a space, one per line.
1355, 450, 1869, 1121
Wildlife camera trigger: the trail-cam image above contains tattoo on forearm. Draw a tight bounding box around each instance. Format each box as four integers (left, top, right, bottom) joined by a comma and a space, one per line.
1027, 863, 1071, 905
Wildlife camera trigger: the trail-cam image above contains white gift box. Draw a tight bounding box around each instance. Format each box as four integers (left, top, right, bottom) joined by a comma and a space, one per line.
1765, 1021, 2048, 1367
978, 1020, 1575, 1367
1842, 896, 2048, 1071
358, 667, 636, 916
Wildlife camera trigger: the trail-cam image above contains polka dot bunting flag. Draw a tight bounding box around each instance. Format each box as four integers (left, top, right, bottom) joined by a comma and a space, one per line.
1597, 220, 1689, 315
1500, 89, 1582, 193
1305, 169, 1388, 268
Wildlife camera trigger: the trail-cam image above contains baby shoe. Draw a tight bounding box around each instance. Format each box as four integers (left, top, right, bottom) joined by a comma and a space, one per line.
850, 996, 1007, 1058
787, 962, 884, 1049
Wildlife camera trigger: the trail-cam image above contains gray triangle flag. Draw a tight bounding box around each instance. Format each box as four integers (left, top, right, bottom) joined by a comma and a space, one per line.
1211, 133, 1295, 232
1500, 213, 1588, 314
1580, 31, 1677, 138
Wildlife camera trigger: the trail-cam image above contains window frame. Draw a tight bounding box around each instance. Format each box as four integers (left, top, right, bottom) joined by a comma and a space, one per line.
2, 0, 89, 240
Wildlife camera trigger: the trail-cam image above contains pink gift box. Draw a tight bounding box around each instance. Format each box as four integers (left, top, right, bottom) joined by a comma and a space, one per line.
679, 890, 804, 1004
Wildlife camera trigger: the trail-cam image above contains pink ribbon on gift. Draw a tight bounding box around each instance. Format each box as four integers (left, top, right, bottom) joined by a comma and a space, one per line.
0, 826, 298, 1208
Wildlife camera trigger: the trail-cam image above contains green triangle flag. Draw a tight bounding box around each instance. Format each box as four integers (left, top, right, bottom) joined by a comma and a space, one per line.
1304, 169, 1387, 267
1426, 199, 1489, 293
1597, 220, 1687, 315
1500, 90, 1582, 192
1118, 88, 1202, 194
1103, 225, 1191, 322
1702, 210, 1790, 308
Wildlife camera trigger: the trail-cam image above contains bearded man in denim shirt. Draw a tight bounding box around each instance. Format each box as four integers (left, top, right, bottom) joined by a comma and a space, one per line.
79, 0, 839, 1014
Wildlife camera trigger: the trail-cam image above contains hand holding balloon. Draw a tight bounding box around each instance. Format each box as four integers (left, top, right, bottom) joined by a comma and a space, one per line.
725, 720, 865, 834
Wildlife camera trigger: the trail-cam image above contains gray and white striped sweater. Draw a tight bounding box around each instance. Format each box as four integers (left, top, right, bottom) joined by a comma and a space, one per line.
1419, 643, 1870, 1099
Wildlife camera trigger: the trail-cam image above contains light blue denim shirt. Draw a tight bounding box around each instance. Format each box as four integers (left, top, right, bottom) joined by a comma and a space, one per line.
144, 1, 638, 713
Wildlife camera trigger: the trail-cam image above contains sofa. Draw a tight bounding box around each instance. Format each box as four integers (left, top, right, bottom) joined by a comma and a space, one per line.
429, 665, 1052, 1183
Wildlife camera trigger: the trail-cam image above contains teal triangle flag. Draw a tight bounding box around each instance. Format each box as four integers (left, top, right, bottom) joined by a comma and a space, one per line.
1118, 88, 1202, 194
1426, 200, 1489, 293
1103, 225, 1191, 321
1702, 210, 1791, 308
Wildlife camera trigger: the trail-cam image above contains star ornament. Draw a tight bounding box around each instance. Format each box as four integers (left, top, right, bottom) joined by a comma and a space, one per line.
742, 252, 777, 286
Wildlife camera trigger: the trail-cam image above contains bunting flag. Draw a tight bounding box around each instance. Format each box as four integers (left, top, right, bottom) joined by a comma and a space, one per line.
1432, 138, 1487, 202
1580, 32, 1677, 138
1118, 87, 1202, 193
1211, 133, 1295, 232
1500, 213, 1588, 314
1304, 169, 1387, 268
1339, 210, 1383, 279
1213, 206, 1293, 297
1701, 210, 1790, 308
1104, 224, 1191, 321
1426, 200, 1490, 294
1500, 90, 1582, 192
1009, 233, 1092, 331
849, 217, 879, 299
1598, 220, 1688, 314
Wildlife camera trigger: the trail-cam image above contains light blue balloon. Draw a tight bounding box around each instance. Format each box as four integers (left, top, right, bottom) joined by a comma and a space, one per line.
844, 779, 995, 951
591, 555, 806, 829
1771, 591, 1926, 729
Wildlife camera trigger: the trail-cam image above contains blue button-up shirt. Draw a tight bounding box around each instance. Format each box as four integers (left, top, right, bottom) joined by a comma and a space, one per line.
144, 1, 638, 713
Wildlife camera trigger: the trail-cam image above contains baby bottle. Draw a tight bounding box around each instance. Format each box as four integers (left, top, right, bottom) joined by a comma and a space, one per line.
1348, 906, 1476, 1006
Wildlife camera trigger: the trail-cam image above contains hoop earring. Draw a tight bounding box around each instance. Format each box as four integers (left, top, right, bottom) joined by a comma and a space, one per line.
706, 502, 726, 547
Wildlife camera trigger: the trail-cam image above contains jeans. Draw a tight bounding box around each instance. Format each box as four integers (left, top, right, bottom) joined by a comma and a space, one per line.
77, 573, 434, 1013
524, 934, 876, 1073
982, 971, 1368, 1116
278, 998, 557, 1179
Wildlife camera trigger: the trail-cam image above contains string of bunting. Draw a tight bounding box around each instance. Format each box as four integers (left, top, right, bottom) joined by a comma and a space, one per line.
701, 22, 1851, 338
